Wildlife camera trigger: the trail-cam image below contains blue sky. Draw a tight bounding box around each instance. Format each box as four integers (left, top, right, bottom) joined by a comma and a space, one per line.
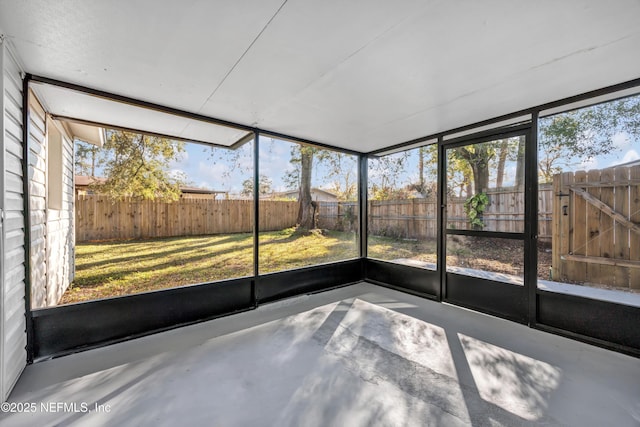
84, 128, 639, 196
368, 131, 640, 192
168, 136, 358, 195
576, 131, 639, 170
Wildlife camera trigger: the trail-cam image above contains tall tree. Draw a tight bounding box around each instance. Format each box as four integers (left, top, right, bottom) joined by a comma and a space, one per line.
93, 130, 185, 201
297, 146, 316, 229
538, 96, 640, 182
411, 144, 438, 197
453, 143, 494, 195
368, 151, 409, 200
324, 151, 357, 201
495, 139, 509, 188
75, 141, 101, 176
241, 174, 272, 197
514, 136, 526, 188
283, 144, 359, 229
448, 96, 640, 194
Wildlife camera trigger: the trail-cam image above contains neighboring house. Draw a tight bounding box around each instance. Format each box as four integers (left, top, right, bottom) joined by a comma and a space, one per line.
28, 92, 104, 309
613, 158, 640, 168
262, 187, 338, 202
74, 175, 106, 195
179, 186, 228, 200
75, 177, 228, 199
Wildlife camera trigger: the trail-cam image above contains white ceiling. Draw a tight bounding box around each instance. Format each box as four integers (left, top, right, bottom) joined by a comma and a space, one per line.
31, 82, 251, 146
1, 0, 639, 153
63, 121, 104, 147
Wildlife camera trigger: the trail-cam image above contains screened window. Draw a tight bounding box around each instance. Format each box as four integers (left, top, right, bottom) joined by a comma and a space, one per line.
537, 93, 640, 305
258, 137, 358, 273
63, 133, 255, 305
367, 144, 438, 269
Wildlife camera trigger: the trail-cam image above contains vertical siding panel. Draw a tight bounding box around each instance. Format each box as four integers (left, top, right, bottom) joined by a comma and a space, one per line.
1, 45, 27, 401
27, 93, 46, 308
44, 128, 74, 306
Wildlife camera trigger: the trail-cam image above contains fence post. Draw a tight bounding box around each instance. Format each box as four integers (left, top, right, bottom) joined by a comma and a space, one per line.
410, 198, 416, 239
552, 172, 572, 282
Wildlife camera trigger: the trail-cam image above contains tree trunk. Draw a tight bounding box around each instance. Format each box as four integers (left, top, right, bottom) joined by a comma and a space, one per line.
297, 148, 315, 230
455, 146, 491, 196
418, 147, 425, 195
471, 160, 490, 195
496, 139, 508, 188
515, 135, 525, 188
463, 170, 472, 198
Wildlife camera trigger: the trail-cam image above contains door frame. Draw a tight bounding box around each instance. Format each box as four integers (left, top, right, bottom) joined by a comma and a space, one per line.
439, 124, 535, 324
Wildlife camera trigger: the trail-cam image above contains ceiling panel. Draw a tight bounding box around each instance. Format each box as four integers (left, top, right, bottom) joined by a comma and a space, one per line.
250, 0, 640, 151
32, 82, 250, 146
1, 0, 639, 153
197, 0, 429, 126
0, 0, 284, 111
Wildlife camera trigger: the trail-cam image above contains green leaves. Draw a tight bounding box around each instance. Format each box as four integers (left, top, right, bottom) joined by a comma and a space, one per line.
91, 130, 185, 202
538, 95, 640, 182
241, 174, 272, 197
464, 192, 489, 229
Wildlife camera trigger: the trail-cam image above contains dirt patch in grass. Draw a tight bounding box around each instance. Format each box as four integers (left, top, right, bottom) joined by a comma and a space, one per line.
369, 235, 553, 278
368, 236, 438, 265
446, 236, 525, 275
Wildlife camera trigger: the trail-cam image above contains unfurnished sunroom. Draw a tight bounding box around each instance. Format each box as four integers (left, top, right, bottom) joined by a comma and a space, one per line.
1, 1, 640, 426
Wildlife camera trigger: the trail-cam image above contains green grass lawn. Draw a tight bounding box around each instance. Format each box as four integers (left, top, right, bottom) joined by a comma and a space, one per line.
367, 236, 437, 264
64, 230, 560, 305
63, 228, 359, 304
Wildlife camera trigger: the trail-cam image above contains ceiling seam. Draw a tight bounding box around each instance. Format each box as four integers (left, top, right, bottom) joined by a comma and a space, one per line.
195, 0, 289, 117
360, 33, 638, 144
527, 33, 637, 73
256, 3, 435, 127
176, 0, 288, 140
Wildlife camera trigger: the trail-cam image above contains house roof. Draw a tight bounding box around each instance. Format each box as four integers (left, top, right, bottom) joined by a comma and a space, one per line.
179, 186, 228, 195
75, 176, 106, 187
1, 2, 639, 153
285, 188, 336, 197
74, 176, 225, 194
266, 187, 337, 198
613, 158, 640, 168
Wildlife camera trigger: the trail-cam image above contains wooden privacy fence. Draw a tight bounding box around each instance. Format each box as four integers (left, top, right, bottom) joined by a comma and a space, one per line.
319, 186, 552, 240
552, 165, 640, 290
368, 199, 438, 239
317, 202, 358, 232
78, 187, 553, 243
76, 195, 298, 242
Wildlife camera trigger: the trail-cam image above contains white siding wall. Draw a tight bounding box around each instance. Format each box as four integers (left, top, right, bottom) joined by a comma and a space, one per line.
28, 98, 75, 308
1, 42, 26, 401
45, 121, 74, 306
28, 96, 46, 309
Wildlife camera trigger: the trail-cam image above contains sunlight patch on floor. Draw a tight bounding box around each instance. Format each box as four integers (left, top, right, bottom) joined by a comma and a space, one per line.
459, 333, 562, 421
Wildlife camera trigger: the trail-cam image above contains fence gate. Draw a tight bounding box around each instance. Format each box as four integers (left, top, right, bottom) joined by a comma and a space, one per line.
552, 165, 640, 290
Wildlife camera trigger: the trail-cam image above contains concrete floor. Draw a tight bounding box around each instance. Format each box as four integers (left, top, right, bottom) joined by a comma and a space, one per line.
2, 282, 639, 426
